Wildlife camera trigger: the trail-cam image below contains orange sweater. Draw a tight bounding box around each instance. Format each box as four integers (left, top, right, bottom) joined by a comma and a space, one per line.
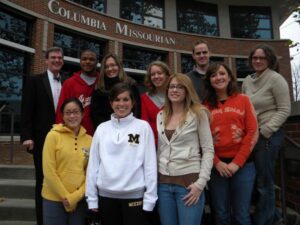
205, 94, 258, 167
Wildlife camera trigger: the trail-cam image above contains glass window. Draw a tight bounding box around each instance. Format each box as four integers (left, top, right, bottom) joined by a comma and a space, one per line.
229, 6, 273, 39
181, 54, 194, 73
0, 46, 29, 134
0, 8, 32, 46
123, 45, 166, 71
69, 0, 106, 13
123, 45, 166, 90
235, 58, 254, 79
54, 27, 105, 60
177, 1, 219, 36
120, 0, 164, 28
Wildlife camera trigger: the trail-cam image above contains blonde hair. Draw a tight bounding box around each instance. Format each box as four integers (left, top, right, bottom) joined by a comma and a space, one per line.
144, 61, 171, 95
163, 73, 208, 126
95, 53, 129, 91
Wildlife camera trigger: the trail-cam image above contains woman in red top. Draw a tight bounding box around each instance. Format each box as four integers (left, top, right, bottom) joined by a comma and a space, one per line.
141, 61, 171, 145
140, 61, 170, 225
203, 63, 258, 225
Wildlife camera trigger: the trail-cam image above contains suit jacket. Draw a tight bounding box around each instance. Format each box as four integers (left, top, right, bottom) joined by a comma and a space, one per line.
21, 72, 65, 155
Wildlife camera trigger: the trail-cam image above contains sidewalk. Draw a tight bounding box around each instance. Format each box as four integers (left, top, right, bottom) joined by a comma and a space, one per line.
0, 142, 33, 165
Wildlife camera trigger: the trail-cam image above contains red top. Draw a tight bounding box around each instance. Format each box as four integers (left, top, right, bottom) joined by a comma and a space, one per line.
204, 94, 258, 167
56, 71, 99, 136
141, 93, 163, 146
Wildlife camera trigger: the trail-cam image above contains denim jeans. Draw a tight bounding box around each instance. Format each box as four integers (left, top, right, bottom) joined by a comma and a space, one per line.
253, 129, 284, 225
209, 162, 256, 225
158, 183, 205, 225
43, 198, 87, 225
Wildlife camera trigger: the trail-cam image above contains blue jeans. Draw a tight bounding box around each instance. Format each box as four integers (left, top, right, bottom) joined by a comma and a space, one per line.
253, 129, 284, 225
209, 162, 256, 225
43, 198, 87, 225
158, 183, 205, 225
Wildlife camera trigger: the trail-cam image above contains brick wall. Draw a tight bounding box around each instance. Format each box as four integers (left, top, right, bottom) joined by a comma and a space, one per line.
285, 116, 300, 144
5, 0, 292, 83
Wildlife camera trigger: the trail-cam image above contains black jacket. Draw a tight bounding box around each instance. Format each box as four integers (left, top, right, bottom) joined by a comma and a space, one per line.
90, 76, 141, 130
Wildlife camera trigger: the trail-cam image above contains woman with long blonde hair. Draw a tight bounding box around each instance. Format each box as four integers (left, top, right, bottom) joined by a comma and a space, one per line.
157, 73, 214, 225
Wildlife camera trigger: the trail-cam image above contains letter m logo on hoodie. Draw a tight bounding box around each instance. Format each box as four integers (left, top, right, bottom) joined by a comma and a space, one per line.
128, 134, 140, 144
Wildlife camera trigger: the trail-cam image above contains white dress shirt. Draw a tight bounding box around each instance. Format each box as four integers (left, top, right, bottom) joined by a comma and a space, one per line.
47, 70, 62, 111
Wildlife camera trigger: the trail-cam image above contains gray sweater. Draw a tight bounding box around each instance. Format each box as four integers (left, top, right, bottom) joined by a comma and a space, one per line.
242, 68, 291, 138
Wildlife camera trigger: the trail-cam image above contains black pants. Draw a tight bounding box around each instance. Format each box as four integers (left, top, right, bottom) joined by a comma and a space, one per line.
149, 204, 161, 225
99, 196, 150, 225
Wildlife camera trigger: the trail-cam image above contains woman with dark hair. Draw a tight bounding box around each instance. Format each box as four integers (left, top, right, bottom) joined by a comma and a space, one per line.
242, 44, 291, 225
86, 83, 157, 225
141, 60, 171, 145
204, 63, 258, 225
157, 73, 214, 225
90, 53, 141, 129
42, 97, 92, 225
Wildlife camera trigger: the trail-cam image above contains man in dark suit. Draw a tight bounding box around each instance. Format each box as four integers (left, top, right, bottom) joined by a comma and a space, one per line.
21, 47, 64, 225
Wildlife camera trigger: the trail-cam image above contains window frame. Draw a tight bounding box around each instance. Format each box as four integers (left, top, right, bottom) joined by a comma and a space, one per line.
0, 45, 31, 134
54, 26, 106, 60
123, 44, 167, 71
229, 5, 273, 39
120, 0, 165, 28
176, 0, 219, 36
68, 0, 107, 13
0, 4, 33, 46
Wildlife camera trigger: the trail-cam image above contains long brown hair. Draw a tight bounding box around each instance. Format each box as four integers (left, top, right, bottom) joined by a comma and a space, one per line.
163, 73, 207, 126
95, 53, 129, 91
248, 44, 279, 72
204, 62, 239, 109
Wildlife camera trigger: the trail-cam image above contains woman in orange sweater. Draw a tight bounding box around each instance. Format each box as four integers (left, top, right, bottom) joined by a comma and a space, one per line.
203, 63, 258, 225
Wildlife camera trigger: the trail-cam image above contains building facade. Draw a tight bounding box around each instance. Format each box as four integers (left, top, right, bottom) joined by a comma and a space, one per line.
0, 0, 297, 134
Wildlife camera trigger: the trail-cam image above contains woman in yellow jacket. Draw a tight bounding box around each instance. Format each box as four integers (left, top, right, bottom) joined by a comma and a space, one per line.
42, 97, 92, 225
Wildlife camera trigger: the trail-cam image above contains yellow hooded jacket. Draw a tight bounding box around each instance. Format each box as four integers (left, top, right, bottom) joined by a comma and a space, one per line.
42, 124, 92, 212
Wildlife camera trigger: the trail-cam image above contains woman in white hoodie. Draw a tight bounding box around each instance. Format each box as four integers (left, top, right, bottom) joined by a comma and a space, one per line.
86, 82, 157, 225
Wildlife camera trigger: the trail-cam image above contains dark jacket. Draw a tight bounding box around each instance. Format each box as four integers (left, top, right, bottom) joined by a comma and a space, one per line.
90, 76, 141, 130
186, 70, 206, 102
21, 72, 65, 151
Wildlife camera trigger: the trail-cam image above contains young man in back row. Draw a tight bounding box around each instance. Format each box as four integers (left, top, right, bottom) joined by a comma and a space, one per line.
56, 49, 100, 136
187, 40, 211, 101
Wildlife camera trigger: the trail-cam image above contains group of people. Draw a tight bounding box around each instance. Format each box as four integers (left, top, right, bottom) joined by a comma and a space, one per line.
21, 40, 291, 225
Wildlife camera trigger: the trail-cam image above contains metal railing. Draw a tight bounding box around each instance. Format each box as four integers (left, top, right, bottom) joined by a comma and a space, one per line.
280, 135, 300, 224
0, 104, 15, 163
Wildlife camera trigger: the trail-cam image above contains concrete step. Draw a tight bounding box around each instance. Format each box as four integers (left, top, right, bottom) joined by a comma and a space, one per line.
0, 198, 35, 221
0, 165, 35, 179
0, 221, 36, 225
0, 179, 35, 198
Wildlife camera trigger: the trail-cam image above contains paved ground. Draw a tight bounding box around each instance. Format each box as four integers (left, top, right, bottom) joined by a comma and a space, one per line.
0, 142, 33, 165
